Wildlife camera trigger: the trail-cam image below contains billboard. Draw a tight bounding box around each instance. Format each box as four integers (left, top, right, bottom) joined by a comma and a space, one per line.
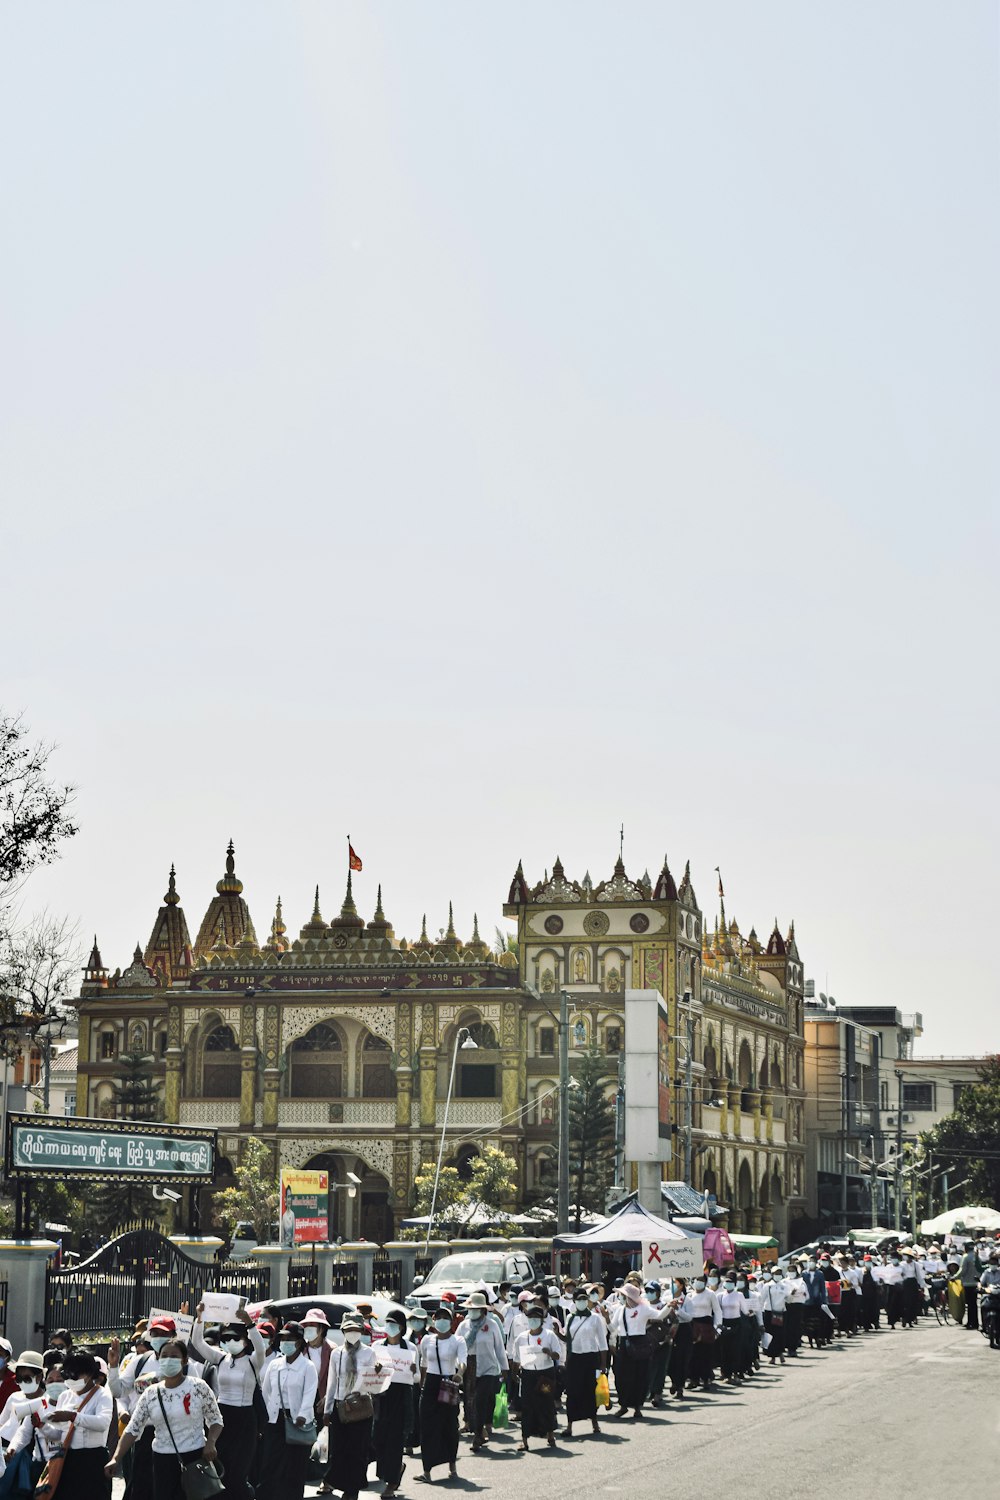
6, 1114, 216, 1183
280, 1167, 329, 1246
624, 989, 672, 1164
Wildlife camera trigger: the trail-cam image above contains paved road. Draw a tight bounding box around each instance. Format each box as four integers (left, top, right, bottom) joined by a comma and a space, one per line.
112, 1315, 997, 1498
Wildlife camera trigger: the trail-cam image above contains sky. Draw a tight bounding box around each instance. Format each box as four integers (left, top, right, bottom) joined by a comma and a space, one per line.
2, 3, 997, 1052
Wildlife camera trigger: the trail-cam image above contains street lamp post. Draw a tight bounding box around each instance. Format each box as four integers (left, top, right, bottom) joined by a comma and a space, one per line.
556, 992, 587, 1236
423, 1027, 478, 1256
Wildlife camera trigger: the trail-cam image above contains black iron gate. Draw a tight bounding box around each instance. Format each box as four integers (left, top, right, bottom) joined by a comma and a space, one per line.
45, 1226, 269, 1343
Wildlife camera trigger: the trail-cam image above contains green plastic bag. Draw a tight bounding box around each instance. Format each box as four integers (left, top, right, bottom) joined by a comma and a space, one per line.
493, 1385, 509, 1429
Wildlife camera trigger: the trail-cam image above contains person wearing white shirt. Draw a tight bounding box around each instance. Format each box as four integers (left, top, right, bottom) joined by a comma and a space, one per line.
456, 1294, 509, 1452
610, 1284, 664, 1420
191, 1304, 264, 1500
320, 1314, 388, 1500
258, 1322, 319, 1500
510, 1306, 561, 1452
682, 1277, 723, 1391
5, 1358, 65, 1480
716, 1274, 756, 1384
418, 1308, 468, 1480
108, 1339, 222, 1500
900, 1250, 925, 1327
757, 1268, 789, 1364
562, 1286, 608, 1437
40, 1352, 113, 1499
107, 1314, 192, 1500
372, 1311, 418, 1497
782, 1267, 808, 1356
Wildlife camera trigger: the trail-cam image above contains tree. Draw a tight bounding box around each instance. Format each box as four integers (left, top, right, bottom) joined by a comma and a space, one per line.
413, 1165, 463, 1219
0, 714, 76, 932
0, 914, 80, 1106
493, 927, 519, 961
921, 1057, 1000, 1210
85, 1049, 164, 1231
111, 1048, 163, 1122
213, 1136, 280, 1244
567, 1049, 617, 1228
460, 1146, 518, 1219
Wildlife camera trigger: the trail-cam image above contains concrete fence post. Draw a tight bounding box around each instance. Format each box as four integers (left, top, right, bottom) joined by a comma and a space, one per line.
0, 1239, 59, 1354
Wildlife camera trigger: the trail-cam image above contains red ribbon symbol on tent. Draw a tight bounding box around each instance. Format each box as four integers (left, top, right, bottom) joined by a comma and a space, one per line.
647, 1242, 662, 1265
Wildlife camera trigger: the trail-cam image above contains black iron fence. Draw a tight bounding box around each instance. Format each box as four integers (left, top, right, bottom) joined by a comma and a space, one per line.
0, 1281, 8, 1335
373, 1250, 403, 1298
44, 1227, 267, 1342
330, 1260, 358, 1294
288, 1257, 319, 1299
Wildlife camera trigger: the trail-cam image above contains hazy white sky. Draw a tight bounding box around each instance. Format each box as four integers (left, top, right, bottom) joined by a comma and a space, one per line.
3, 4, 997, 1052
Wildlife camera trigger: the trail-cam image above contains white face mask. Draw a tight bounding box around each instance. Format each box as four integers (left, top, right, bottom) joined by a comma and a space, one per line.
65, 1378, 89, 1394
343, 1331, 361, 1345
223, 1340, 245, 1356
46, 1382, 66, 1399
694, 1280, 706, 1292
306, 1330, 324, 1345
18, 1378, 39, 1392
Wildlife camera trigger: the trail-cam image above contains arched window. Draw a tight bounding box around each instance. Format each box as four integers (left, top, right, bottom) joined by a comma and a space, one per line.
203, 1024, 240, 1098
454, 1144, 480, 1182
738, 1040, 754, 1109
361, 1033, 392, 1098
456, 1020, 499, 1100
289, 1023, 343, 1099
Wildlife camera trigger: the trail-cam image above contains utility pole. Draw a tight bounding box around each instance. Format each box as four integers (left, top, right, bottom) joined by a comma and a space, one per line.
840, 1071, 849, 1227
893, 1069, 904, 1233
909, 1153, 918, 1235
927, 1150, 935, 1221
558, 988, 570, 1235
868, 1135, 878, 1229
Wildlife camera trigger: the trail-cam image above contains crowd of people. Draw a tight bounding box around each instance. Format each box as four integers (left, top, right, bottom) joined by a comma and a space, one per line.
0, 1234, 994, 1500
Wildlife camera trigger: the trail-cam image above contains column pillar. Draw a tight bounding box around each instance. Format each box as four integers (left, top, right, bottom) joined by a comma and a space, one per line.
340, 1242, 375, 1296
728, 1085, 741, 1139
762, 1088, 774, 1144
164, 1052, 182, 1124
749, 1090, 762, 1143
419, 1049, 437, 1130
252, 1245, 292, 1302
0, 1240, 58, 1352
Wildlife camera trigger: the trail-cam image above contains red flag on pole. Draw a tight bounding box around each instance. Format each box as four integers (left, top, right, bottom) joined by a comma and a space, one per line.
349, 844, 363, 872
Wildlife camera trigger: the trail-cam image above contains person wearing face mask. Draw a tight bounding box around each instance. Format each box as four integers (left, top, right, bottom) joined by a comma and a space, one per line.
678, 1274, 722, 1392
456, 1293, 508, 1453
319, 1314, 388, 1500
664, 1280, 692, 1399
372, 1312, 418, 1497
716, 1273, 753, 1384
610, 1282, 666, 1420
107, 1339, 222, 1500
39, 1351, 113, 1498
0, 1349, 38, 1455
417, 1304, 468, 1480
190, 1302, 264, 1500
877, 1250, 904, 1329
403, 1310, 429, 1458
643, 1283, 671, 1408
254, 1323, 317, 1500
2, 1355, 67, 1491
757, 1267, 788, 1365
782, 1263, 807, 1356
108, 1315, 178, 1500
46, 1330, 73, 1363
295, 1308, 335, 1430
801, 1257, 830, 1348
509, 1304, 561, 1452
562, 1284, 608, 1437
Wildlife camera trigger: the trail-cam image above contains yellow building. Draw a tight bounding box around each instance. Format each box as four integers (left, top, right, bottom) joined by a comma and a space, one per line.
503, 854, 807, 1240
73, 844, 529, 1239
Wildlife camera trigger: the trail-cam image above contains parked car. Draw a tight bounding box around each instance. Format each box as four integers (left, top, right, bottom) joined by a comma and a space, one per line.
407, 1250, 538, 1312
244, 1293, 409, 1339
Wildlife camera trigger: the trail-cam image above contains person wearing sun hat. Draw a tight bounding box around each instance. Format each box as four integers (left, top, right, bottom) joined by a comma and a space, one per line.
417, 1304, 468, 1480
456, 1292, 508, 1452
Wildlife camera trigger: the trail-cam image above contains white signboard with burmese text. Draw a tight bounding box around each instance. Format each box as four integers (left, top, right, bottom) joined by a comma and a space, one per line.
640, 1237, 704, 1280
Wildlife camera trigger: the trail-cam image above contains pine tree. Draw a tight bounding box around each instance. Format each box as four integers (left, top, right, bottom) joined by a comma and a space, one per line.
568, 1049, 617, 1229
86, 1049, 164, 1233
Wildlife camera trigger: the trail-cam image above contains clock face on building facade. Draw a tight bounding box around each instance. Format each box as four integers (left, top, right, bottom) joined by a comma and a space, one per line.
583, 910, 610, 936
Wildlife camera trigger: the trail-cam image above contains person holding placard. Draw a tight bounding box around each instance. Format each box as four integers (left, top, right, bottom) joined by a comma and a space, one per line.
373, 1311, 418, 1496
191, 1301, 265, 1500
259, 1322, 318, 1500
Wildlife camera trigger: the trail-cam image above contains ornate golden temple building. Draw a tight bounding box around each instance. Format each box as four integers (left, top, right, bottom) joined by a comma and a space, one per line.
74, 842, 808, 1241
74, 844, 527, 1241
504, 855, 807, 1240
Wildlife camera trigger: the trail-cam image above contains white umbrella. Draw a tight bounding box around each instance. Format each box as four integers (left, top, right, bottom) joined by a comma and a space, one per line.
920, 1206, 1000, 1235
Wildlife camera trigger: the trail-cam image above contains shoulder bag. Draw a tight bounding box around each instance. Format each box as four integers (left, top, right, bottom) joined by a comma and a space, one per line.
34, 1384, 100, 1498
279, 1372, 319, 1445
433, 1340, 461, 1408
330, 1350, 373, 1427
155, 1389, 225, 1500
